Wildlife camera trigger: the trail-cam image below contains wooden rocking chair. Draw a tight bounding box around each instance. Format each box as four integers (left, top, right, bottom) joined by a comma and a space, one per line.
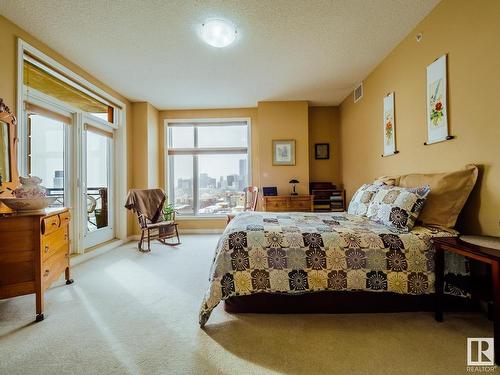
125, 188, 181, 252
136, 211, 180, 252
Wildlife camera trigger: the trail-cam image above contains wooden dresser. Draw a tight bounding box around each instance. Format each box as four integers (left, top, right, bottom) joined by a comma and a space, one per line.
0, 208, 73, 321
262, 195, 314, 212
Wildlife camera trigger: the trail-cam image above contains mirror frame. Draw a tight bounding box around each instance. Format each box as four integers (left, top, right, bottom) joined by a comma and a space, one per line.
0, 98, 18, 195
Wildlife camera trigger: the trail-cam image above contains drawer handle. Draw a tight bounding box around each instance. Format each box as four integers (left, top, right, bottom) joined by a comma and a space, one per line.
44, 269, 50, 277
64, 234, 68, 240
51, 221, 57, 226
44, 245, 49, 253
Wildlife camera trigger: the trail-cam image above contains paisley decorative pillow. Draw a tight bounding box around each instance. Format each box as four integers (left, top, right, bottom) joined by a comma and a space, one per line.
347, 184, 380, 216
366, 185, 431, 233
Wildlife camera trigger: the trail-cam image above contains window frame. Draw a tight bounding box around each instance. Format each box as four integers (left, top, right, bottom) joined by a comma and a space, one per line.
164, 118, 252, 219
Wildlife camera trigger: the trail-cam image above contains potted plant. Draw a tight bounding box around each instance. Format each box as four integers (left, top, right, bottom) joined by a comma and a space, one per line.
162, 201, 177, 221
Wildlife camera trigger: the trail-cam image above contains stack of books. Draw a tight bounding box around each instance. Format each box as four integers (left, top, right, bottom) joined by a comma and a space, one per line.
309, 182, 346, 212
329, 191, 346, 212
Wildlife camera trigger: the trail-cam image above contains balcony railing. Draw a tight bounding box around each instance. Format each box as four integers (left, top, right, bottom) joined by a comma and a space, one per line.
46, 187, 108, 230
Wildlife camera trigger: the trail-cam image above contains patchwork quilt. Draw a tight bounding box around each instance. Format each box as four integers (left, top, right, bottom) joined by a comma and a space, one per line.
199, 211, 467, 327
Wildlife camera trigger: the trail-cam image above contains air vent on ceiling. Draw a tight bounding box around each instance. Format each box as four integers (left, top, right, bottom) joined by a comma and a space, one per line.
354, 83, 363, 103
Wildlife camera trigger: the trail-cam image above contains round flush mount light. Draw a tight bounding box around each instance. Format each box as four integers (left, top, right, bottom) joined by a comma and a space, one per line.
200, 19, 237, 48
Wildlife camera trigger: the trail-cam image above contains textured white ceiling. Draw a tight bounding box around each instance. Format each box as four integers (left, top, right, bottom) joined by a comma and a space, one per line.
0, 0, 440, 109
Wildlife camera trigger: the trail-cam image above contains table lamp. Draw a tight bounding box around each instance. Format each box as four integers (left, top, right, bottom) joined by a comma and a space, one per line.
289, 179, 299, 195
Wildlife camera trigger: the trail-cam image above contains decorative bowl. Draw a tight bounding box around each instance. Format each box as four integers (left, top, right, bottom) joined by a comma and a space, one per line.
0, 197, 57, 212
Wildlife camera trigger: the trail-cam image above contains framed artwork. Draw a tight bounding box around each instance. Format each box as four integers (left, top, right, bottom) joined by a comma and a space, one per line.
272, 139, 295, 166
315, 143, 330, 159
382, 92, 397, 156
426, 55, 450, 145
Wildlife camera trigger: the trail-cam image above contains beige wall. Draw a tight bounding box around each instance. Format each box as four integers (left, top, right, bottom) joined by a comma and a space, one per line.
129, 102, 161, 235
339, 0, 500, 236
131, 103, 148, 189
258, 101, 309, 195
131, 102, 160, 190
147, 103, 160, 188
308, 106, 341, 187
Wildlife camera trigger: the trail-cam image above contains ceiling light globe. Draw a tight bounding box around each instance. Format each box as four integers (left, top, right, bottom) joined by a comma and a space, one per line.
200, 19, 237, 48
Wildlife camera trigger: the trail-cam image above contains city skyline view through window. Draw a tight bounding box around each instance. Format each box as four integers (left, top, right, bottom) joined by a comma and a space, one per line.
167, 121, 249, 216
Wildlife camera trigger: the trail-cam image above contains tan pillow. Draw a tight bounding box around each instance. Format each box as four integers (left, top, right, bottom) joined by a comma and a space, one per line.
397, 165, 478, 228
373, 175, 400, 186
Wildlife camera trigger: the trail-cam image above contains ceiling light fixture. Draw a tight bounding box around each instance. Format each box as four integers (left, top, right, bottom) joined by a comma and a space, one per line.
200, 19, 237, 48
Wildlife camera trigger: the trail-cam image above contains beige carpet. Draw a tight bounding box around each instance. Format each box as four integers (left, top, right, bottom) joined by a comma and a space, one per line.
0, 235, 494, 375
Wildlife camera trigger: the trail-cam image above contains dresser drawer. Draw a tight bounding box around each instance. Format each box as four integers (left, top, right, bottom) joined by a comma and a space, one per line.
292, 201, 313, 211
264, 198, 289, 211
290, 196, 311, 202
41, 214, 61, 235
41, 247, 68, 290
59, 211, 71, 226
41, 226, 69, 261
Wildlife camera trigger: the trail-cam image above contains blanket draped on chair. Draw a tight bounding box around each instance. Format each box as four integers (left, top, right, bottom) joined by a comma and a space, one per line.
124, 189, 165, 223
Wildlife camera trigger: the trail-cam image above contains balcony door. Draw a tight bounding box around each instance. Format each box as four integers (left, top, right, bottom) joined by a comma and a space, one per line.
28, 112, 70, 207
83, 117, 114, 248
26, 106, 114, 251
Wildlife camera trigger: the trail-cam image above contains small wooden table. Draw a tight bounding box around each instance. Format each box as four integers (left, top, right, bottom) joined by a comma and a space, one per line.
432, 236, 500, 365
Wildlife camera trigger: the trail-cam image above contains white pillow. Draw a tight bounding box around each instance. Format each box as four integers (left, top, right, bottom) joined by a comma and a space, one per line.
366, 185, 431, 233
347, 184, 380, 216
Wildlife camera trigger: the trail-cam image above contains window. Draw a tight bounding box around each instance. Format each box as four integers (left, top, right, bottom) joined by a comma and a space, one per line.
167, 120, 250, 216
28, 113, 67, 206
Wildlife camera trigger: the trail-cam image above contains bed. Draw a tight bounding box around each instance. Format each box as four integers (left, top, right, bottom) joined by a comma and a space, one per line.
199, 211, 469, 326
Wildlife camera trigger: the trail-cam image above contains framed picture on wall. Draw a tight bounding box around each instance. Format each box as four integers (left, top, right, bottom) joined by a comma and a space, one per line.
315, 143, 330, 159
272, 139, 295, 166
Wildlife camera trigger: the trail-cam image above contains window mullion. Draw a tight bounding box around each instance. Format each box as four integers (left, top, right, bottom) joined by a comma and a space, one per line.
193, 155, 198, 216
193, 126, 199, 216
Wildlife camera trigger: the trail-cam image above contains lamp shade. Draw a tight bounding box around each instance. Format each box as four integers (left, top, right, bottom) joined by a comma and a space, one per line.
289, 179, 299, 184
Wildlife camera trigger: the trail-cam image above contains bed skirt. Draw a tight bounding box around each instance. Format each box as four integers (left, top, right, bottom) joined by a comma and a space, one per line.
224, 291, 478, 314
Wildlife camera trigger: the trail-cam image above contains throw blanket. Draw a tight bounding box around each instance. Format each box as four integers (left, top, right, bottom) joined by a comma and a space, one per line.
199, 212, 466, 327
124, 189, 165, 223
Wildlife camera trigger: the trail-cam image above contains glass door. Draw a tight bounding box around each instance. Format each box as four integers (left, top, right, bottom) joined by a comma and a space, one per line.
83, 118, 114, 248
28, 112, 71, 207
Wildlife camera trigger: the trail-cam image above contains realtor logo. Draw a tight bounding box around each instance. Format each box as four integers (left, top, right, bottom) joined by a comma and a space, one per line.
467, 338, 494, 366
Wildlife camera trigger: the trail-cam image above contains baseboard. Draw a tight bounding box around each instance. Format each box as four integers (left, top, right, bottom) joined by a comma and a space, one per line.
70, 238, 129, 267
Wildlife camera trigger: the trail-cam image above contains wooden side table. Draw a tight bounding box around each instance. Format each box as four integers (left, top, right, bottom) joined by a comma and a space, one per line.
432, 236, 500, 365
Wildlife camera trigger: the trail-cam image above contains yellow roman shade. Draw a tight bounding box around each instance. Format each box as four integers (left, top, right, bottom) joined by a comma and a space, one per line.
24, 58, 113, 121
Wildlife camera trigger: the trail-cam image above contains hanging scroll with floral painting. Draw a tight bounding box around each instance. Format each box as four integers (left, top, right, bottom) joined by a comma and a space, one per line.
382, 92, 396, 156
426, 55, 449, 145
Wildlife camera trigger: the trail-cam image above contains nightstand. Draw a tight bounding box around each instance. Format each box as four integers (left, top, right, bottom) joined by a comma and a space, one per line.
432, 236, 500, 365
